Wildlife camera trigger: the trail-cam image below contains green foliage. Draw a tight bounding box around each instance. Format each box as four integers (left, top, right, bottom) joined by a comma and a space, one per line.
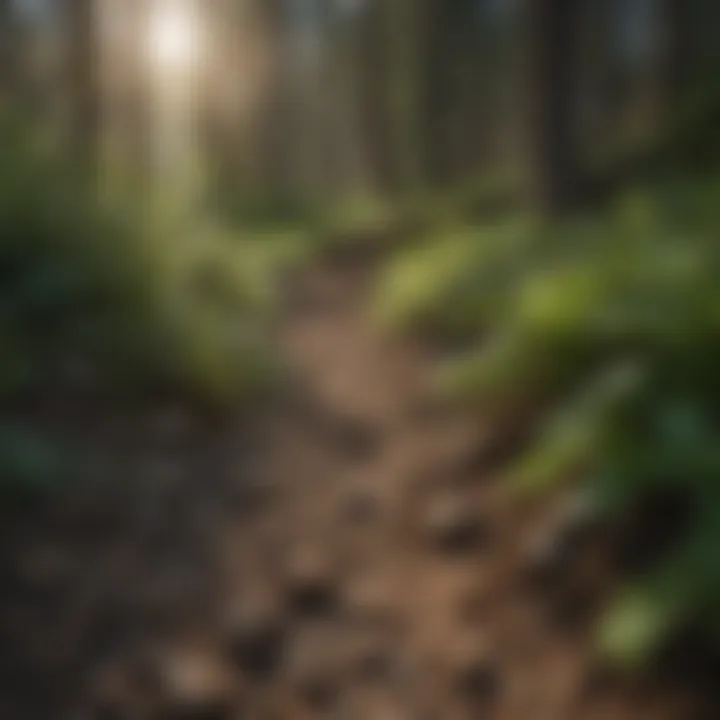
371, 218, 535, 333
374, 175, 720, 665
0, 120, 283, 409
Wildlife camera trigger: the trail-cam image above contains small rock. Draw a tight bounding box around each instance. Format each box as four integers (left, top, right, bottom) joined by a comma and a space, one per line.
354, 645, 401, 684
155, 646, 237, 720
343, 575, 396, 625
284, 547, 339, 616
331, 415, 381, 462
224, 591, 286, 679
451, 638, 500, 708
421, 496, 489, 555
521, 529, 569, 590
300, 401, 381, 462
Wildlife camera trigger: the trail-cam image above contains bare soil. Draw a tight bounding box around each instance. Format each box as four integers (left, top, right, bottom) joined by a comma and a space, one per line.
0, 247, 716, 719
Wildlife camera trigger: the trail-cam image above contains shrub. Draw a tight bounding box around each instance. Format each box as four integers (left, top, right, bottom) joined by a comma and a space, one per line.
0, 120, 284, 407
373, 176, 720, 665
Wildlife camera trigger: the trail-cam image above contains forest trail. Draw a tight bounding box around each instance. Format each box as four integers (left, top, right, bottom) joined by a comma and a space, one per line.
0, 243, 711, 720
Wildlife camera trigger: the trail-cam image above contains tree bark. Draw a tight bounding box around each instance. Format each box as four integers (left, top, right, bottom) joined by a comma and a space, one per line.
124, 0, 153, 188
0, 0, 16, 105
657, 0, 691, 119
578, 0, 620, 159
526, 0, 582, 217
67, 0, 101, 172
355, 0, 426, 196
357, 0, 395, 193
422, 0, 488, 187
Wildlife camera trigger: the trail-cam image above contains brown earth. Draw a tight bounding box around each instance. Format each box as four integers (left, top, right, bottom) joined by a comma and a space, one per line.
0, 245, 717, 719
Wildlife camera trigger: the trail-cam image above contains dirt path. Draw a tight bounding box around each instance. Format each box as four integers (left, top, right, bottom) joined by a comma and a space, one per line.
0, 248, 713, 719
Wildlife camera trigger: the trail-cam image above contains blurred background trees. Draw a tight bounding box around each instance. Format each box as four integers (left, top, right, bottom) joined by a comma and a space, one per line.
4, 0, 718, 219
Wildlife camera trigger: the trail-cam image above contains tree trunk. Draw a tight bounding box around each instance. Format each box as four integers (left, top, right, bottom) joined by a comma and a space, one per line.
67, 0, 101, 171
657, 0, 691, 120
384, 0, 426, 195
357, 0, 395, 193
526, 0, 581, 217
0, 0, 16, 105
251, 0, 293, 204
578, 0, 620, 161
422, 0, 487, 187
421, 0, 454, 186
125, 0, 152, 188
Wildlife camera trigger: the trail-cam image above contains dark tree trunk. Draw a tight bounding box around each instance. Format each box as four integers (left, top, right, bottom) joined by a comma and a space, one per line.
357, 0, 395, 193
421, 0, 485, 187
526, 0, 582, 217
0, 0, 16, 104
658, 0, 691, 118
421, 0, 455, 186
578, 0, 621, 159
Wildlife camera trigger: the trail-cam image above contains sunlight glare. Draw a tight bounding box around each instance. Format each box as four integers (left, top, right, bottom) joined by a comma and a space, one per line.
149, 0, 199, 75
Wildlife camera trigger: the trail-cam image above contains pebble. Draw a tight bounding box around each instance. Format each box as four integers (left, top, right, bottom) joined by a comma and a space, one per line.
327, 414, 382, 462
284, 547, 339, 616
450, 637, 500, 709
421, 496, 490, 555
224, 590, 286, 680
343, 575, 397, 626
154, 646, 238, 720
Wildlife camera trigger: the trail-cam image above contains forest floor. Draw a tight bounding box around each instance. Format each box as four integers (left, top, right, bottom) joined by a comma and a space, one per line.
0, 241, 717, 720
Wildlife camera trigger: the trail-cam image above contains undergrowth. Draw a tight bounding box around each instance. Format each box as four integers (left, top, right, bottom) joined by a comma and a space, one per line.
0, 120, 297, 496
373, 175, 720, 666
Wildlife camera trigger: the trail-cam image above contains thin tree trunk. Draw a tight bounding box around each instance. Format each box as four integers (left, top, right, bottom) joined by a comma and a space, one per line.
253, 0, 292, 204
67, 0, 101, 172
0, 0, 16, 106
356, 0, 429, 197
579, 0, 619, 161
657, 0, 691, 120
125, 0, 152, 188
384, 0, 425, 195
422, 0, 454, 186
357, 0, 395, 193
